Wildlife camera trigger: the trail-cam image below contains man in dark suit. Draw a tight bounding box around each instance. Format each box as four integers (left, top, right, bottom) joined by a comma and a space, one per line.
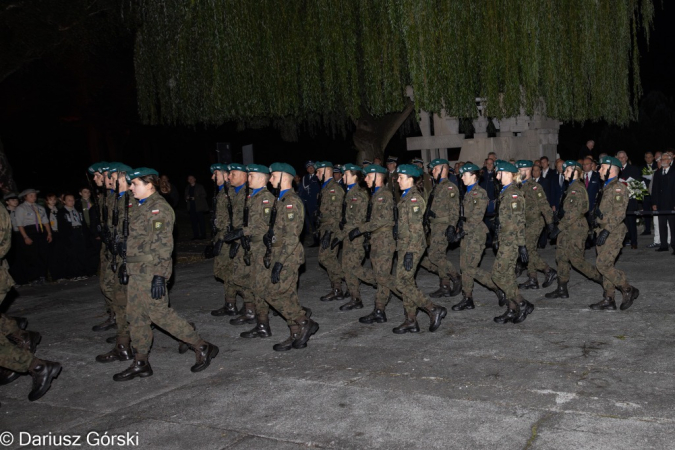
651, 152, 675, 253
582, 157, 601, 212
641, 152, 658, 235
617, 151, 643, 249
539, 156, 556, 206
480, 157, 497, 247
549, 159, 566, 213
578, 140, 595, 161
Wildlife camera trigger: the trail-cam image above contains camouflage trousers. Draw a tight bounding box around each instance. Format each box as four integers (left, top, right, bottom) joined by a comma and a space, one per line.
595, 224, 628, 296
342, 237, 376, 299
419, 223, 458, 279
491, 243, 520, 307
524, 221, 550, 277
229, 245, 254, 304
110, 273, 129, 338
556, 225, 600, 284
395, 251, 433, 315
126, 270, 200, 355
253, 242, 305, 324
368, 231, 396, 308
0, 313, 19, 336
214, 248, 237, 303
99, 248, 115, 312
460, 231, 497, 297
318, 232, 344, 284
0, 332, 33, 372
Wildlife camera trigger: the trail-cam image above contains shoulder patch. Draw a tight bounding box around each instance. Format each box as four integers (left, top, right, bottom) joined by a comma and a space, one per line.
262, 199, 269, 204
511, 194, 518, 199
152, 209, 160, 214
286, 204, 293, 209
532, 186, 538, 190
411, 197, 418, 202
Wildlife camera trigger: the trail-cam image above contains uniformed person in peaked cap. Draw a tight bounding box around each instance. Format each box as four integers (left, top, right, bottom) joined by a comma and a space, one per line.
412, 157, 433, 198
385, 156, 401, 202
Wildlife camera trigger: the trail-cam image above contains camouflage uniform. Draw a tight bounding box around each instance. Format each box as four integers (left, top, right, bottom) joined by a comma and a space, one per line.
212, 184, 234, 281
419, 179, 461, 289
386, 172, 401, 202
460, 184, 498, 297
491, 183, 526, 310
108, 192, 133, 340
521, 179, 555, 279
228, 185, 254, 308
98, 191, 117, 318
555, 180, 600, 284
317, 179, 345, 285
125, 193, 200, 355
595, 178, 629, 297
335, 184, 376, 300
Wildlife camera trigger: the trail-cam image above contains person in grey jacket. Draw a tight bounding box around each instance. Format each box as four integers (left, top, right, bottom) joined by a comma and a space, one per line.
184, 175, 209, 240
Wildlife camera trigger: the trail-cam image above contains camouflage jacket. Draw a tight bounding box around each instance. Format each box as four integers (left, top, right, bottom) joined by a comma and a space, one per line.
558, 180, 589, 231
522, 179, 554, 226
428, 179, 460, 225
230, 184, 247, 229
214, 184, 235, 241
337, 184, 369, 240
356, 186, 394, 236
317, 179, 344, 233
396, 186, 427, 254
127, 192, 174, 279
497, 183, 526, 247
386, 172, 401, 202
271, 190, 305, 266
0, 207, 14, 291
596, 177, 628, 234
242, 187, 275, 241
464, 184, 489, 236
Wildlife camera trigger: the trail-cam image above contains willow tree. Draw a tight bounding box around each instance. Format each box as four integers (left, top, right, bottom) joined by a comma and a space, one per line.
133, 0, 654, 162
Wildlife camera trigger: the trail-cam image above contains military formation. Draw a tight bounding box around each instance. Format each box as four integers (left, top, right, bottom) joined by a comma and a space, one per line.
0, 155, 639, 402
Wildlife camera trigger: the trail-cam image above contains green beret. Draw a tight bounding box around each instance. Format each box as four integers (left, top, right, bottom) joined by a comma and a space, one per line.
108, 163, 133, 178
459, 163, 480, 175
342, 163, 361, 173
228, 163, 247, 172
315, 161, 333, 169
600, 156, 622, 168
210, 163, 227, 174
98, 162, 113, 173
247, 164, 269, 174
88, 162, 104, 174
496, 161, 518, 173
494, 159, 506, 165
362, 164, 387, 175
126, 167, 159, 182
269, 162, 296, 177
516, 160, 534, 168
562, 160, 581, 170
398, 164, 421, 177
428, 158, 449, 169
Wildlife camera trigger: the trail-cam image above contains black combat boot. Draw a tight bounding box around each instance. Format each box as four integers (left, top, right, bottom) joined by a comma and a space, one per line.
273, 325, 300, 352
92, 310, 116, 332
518, 276, 539, 290
28, 358, 62, 401
191, 341, 219, 372
339, 297, 364, 311
96, 337, 134, 363
392, 312, 420, 334
494, 300, 520, 324
320, 282, 345, 301
292, 317, 319, 349
495, 289, 506, 307
423, 305, 447, 332
240, 317, 272, 338
619, 285, 639, 311
542, 268, 558, 288
449, 274, 462, 297
429, 279, 452, 298
359, 306, 387, 324
8, 330, 41, 353
113, 356, 153, 381
589, 296, 617, 310
229, 302, 256, 325
11, 316, 28, 330
515, 261, 526, 278
451, 295, 475, 311
211, 300, 238, 316
105, 335, 117, 344
513, 299, 534, 324
545, 282, 569, 299
0, 368, 21, 386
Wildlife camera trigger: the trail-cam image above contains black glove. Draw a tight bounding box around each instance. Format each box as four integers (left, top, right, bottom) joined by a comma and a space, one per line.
428, 210, 436, 218
271, 262, 283, 284
151, 275, 166, 300
330, 237, 341, 249
320, 231, 332, 249
213, 239, 224, 256
403, 252, 414, 272
348, 228, 362, 241
223, 228, 244, 243
229, 242, 240, 259
547, 223, 561, 240
596, 229, 610, 246
518, 245, 529, 263
445, 225, 457, 243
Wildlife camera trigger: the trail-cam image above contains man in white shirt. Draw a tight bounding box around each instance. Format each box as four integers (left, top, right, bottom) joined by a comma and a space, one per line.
15, 189, 52, 284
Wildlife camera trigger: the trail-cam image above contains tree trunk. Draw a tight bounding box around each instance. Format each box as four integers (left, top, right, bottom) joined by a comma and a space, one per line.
0, 136, 18, 194
352, 99, 415, 164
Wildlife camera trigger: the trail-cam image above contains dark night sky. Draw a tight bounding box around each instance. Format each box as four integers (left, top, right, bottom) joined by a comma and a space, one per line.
1, 3, 674, 197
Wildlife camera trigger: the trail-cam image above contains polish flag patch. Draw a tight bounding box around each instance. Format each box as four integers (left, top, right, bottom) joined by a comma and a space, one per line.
152, 209, 160, 214
411, 197, 418, 202
330, 189, 335, 193
351, 197, 358, 202
262, 199, 269, 204
533, 186, 538, 190
511, 194, 518, 199
286, 204, 293, 209
615, 188, 622, 192
448, 186, 453, 190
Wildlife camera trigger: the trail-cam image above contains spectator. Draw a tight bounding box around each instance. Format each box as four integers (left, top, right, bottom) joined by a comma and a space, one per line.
651, 152, 675, 253
641, 152, 658, 235
550, 159, 566, 212
159, 175, 179, 209
373, 157, 383, 166
15, 189, 52, 284
57, 194, 89, 280
45, 193, 68, 281
74, 187, 101, 276
539, 156, 556, 206
480, 157, 497, 247
386, 156, 400, 201
298, 160, 320, 246
487, 151, 497, 161
583, 157, 602, 212
333, 166, 345, 189
184, 175, 209, 240
579, 140, 595, 160
533, 160, 542, 168
617, 151, 642, 249
5, 192, 29, 285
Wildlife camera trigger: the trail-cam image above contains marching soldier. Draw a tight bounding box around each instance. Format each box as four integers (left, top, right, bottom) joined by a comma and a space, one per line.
589, 156, 640, 310
419, 158, 462, 298
224, 164, 276, 338
316, 161, 347, 301
448, 163, 505, 311
392, 164, 448, 334
545, 161, 602, 299
113, 168, 218, 381
354, 164, 397, 324
491, 161, 534, 324
261, 163, 319, 351
516, 160, 559, 290
330, 163, 377, 311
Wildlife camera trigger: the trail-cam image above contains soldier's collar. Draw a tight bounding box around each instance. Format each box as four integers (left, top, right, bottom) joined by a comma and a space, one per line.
346, 183, 356, 191
279, 188, 290, 199
466, 183, 476, 192
604, 176, 616, 187
373, 186, 381, 193
500, 183, 511, 193
322, 179, 331, 189
233, 184, 245, 193
402, 188, 411, 198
